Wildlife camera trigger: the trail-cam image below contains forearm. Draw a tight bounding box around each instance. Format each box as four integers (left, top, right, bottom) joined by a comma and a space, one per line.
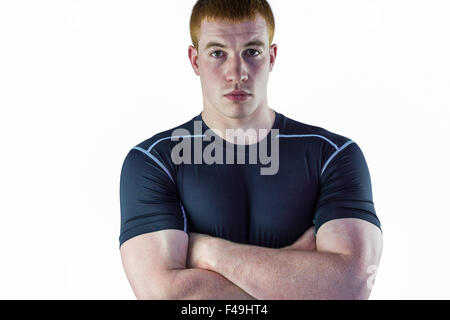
205, 238, 366, 300
165, 267, 256, 300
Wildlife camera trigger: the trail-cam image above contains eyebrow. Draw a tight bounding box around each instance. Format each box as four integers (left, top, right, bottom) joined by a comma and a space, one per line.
204, 39, 266, 50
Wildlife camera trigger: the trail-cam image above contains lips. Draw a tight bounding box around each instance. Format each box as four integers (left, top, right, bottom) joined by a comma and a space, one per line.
225, 90, 250, 96
224, 91, 251, 102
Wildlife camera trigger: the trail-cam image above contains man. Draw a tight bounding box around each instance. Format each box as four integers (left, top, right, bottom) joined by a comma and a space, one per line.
119, 0, 383, 300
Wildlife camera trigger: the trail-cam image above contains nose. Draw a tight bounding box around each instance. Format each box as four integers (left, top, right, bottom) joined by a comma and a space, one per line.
225, 55, 249, 83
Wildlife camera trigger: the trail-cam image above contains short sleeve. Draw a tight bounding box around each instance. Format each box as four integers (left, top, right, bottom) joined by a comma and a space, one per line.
119, 148, 187, 247
313, 142, 382, 235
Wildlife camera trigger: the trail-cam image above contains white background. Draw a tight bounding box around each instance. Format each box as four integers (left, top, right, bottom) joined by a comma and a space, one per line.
0, 0, 449, 299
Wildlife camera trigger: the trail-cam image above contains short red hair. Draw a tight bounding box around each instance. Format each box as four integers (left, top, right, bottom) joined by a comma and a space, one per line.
189, 0, 276, 49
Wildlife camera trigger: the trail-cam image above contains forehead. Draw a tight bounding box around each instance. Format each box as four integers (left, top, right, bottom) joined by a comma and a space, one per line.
199, 14, 268, 46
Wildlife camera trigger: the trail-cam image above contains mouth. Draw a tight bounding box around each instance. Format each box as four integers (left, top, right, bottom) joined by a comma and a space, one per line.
224, 91, 252, 102
225, 90, 250, 95
224, 93, 251, 102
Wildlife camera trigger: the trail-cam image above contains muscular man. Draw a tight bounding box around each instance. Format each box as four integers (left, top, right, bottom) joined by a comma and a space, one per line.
119, 0, 383, 300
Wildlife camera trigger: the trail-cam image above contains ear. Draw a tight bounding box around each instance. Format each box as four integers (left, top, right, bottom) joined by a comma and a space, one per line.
188, 45, 200, 76
269, 43, 277, 72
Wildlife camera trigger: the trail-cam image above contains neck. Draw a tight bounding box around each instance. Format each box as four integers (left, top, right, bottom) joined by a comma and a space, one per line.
201, 104, 276, 145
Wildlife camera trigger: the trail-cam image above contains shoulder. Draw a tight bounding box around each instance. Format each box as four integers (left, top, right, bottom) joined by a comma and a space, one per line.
278, 112, 355, 151
133, 116, 198, 154
120, 115, 199, 176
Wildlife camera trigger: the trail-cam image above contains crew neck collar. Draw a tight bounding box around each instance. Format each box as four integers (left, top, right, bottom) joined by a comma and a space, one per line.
195, 109, 281, 149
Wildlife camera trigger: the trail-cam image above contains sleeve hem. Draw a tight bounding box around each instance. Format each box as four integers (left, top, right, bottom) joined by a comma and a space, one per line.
119, 224, 187, 249
314, 208, 382, 236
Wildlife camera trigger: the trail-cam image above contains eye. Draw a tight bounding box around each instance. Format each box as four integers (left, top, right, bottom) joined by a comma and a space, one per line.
210, 50, 224, 58
246, 49, 261, 57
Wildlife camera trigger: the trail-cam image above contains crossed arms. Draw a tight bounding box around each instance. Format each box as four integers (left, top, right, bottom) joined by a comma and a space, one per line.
120, 217, 382, 300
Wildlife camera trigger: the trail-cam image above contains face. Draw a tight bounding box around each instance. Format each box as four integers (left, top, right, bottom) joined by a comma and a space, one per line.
188, 14, 277, 120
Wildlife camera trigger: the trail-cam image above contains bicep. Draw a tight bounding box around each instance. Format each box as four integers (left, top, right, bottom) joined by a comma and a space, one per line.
316, 218, 383, 271
120, 229, 188, 299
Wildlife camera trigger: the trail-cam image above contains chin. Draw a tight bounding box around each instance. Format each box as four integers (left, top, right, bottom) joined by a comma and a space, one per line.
212, 99, 258, 119
223, 106, 253, 119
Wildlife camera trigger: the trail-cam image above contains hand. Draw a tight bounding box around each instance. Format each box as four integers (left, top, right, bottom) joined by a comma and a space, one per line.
283, 226, 316, 251
187, 232, 215, 269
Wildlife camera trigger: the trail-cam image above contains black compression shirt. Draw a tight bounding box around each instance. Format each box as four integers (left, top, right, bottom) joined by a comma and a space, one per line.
119, 111, 381, 248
